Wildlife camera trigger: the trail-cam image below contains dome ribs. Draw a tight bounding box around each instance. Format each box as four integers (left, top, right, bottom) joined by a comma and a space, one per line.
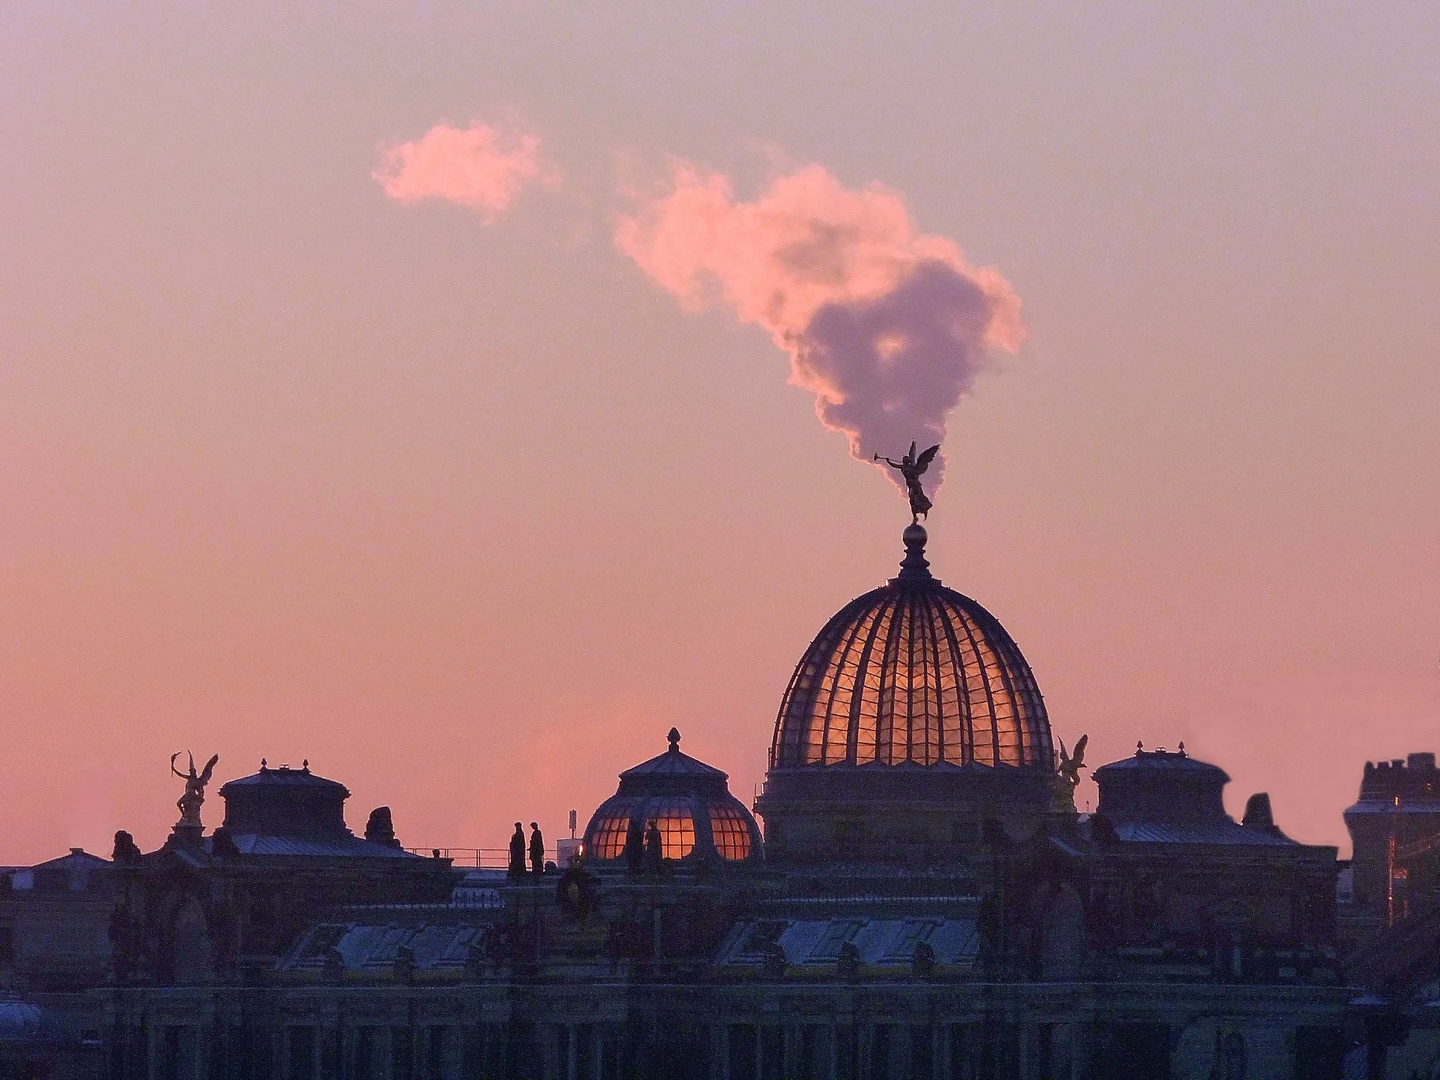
768, 564, 1051, 773
931, 596, 969, 764
864, 596, 898, 766
976, 607, 1024, 764
967, 603, 1049, 767
917, 590, 946, 765
821, 596, 885, 766
772, 594, 863, 768
849, 599, 889, 765
947, 607, 996, 765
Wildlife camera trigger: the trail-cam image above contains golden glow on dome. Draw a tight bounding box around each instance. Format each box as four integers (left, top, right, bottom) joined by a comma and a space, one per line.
708, 806, 753, 861
651, 805, 696, 859
585, 806, 698, 860
590, 816, 630, 860
771, 584, 1051, 770
582, 729, 762, 865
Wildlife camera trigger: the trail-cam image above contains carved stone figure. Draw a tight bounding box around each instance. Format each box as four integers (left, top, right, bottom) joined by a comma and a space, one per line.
529, 822, 545, 876
365, 806, 400, 848
645, 820, 663, 870
875, 441, 940, 523
112, 830, 142, 862
508, 822, 527, 877
624, 817, 645, 874
170, 752, 219, 828
1057, 734, 1088, 789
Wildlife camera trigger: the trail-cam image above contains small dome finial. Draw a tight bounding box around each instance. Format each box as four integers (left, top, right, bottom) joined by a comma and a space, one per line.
1135, 741, 1143, 756
260, 758, 267, 770
894, 524, 933, 584
667, 727, 681, 751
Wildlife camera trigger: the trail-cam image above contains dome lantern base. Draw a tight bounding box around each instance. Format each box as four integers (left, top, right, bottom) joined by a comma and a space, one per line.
755, 763, 1066, 868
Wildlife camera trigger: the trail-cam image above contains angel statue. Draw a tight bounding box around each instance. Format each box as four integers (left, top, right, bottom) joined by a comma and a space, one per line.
1057, 735, 1088, 789
875, 442, 941, 524
171, 751, 220, 828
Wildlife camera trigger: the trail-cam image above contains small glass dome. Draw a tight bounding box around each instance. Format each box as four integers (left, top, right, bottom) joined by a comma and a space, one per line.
582, 729, 761, 866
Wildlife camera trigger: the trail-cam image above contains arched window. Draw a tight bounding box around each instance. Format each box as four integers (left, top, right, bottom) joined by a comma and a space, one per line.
709, 806, 752, 861
650, 805, 695, 859
589, 816, 631, 860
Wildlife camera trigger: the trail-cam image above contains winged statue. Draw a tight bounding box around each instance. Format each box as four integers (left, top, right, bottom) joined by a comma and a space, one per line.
172, 751, 220, 828
874, 441, 941, 523
1057, 735, 1088, 789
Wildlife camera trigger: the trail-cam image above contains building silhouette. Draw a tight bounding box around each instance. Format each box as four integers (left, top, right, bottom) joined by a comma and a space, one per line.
3, 523, 1437, 1078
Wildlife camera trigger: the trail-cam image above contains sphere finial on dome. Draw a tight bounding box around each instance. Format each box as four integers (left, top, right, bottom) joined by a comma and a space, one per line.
667, 727, 681, 752
893, 523, 933, 584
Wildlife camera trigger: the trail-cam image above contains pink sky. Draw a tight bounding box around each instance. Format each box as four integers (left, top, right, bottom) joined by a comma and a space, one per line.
613, 161, 1023, 482
0, 4, 1437, 864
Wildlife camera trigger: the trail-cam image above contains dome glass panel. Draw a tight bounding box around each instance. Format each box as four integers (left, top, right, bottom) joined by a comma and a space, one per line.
589, 815, 630, 861
651, 805, 695, 859
709, 806, 753, 861
581, 730, 762, 867
771, 527, 1052, 771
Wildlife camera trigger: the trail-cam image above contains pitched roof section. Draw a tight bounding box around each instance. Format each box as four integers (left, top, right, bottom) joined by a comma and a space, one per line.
620, 728, 727, 780
220, 833, 422, 859
219, 762, 349, 795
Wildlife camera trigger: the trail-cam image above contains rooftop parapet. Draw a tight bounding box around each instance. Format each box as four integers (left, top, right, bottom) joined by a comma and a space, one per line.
1352, 753, 1440, 806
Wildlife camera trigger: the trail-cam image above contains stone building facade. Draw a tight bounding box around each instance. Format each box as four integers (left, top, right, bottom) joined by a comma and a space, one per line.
0, 525, 1383, 1079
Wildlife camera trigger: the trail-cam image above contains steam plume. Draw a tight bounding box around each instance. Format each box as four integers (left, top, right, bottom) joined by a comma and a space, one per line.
374, 120, 548, 222
615, 162, 1024, 489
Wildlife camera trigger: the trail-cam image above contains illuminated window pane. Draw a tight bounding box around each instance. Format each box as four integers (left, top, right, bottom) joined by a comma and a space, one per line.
773, 582, 1052, 773
709, 807, 752, 861
647, 805, 695, 859
590, 816, 631, 860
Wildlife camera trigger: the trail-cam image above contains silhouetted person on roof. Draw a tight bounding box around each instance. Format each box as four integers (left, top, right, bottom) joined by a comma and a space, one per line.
645, 819, 663, 871
508, 822, 527, 877
625, 816, 645, 874
529, 822, 545, 876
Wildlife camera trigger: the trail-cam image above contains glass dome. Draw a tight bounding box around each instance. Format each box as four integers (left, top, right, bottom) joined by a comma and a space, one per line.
770, 524, 1053, 771
582, 729, 762, 866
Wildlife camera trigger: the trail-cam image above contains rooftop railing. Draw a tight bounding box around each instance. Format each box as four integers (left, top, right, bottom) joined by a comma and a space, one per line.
404, 846, 573, 869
